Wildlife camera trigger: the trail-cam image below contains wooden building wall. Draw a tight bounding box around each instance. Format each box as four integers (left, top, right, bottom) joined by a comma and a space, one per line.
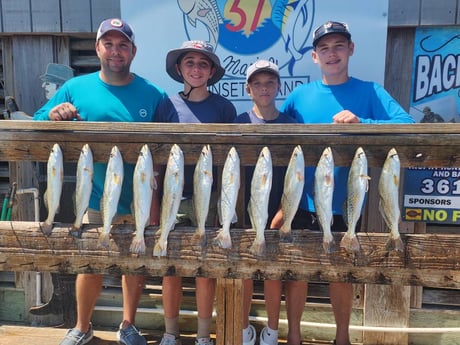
0, 0, 459, 344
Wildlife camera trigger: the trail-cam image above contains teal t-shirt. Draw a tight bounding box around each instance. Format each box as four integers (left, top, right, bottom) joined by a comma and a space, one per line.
34, 72, 168, 214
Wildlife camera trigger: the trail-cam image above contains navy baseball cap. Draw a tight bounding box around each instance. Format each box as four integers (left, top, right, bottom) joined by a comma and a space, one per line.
312, 21, 351, 47
96, 18, 135, 44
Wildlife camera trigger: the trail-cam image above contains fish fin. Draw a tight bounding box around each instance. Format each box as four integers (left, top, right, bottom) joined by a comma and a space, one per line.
322, 236, 337, 254
216, 197, 222, 225
72, 191, 77, 216
192, 229, 207, 246
98, 232, 111, 249
249, 238, 266, 257
214, 228, 232, 249
341, 203, 348, 226
41, 222, 53, 236
231, 211, 238, 224
153, 240, 167, 257
386, 234, 404, 252
279, 225, 293, 243
130, 236, 146, 255
340, 232, 361, 253
151, 172, 158, 190
130, 201, 135, 218
44, 190, 48, 210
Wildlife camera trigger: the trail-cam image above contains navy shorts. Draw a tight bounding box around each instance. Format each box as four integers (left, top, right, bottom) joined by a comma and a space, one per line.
291, 209, 361, 232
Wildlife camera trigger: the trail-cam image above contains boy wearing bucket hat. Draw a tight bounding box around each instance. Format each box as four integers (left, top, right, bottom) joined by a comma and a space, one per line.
154, 40, 236, 345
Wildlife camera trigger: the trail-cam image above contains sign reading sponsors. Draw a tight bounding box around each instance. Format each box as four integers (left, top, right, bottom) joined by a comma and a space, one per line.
403, 168, 460, 224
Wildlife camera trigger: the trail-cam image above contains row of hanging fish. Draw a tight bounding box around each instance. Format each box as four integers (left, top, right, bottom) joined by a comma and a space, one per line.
41, 143, 403, 257
313, 146, 404, 254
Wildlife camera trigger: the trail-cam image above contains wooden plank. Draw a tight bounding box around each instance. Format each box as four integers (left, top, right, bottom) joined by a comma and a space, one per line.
385, 28, 415, 110
1, 0, 31, 33
31, 0, 61, 32
10, 36, 55, 113
363, 285, 411, 344
420, 0, 457, 25
60, 0, 92, 32
388, 0, 421, 26
0, 122, 459, 168
90, 0, 121, 30
1, 225, 460, 288
422, 287, 460, 306
56, 36, 71, 65
216, 278, 243, 345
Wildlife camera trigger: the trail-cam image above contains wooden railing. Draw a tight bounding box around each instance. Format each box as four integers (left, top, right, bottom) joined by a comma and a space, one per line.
1, 121, 459, 345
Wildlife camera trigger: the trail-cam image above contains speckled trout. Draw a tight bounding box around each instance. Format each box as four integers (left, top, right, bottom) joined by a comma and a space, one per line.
192, 145, 213, 244
279, 145, 305, 242
379, 148, 404, 252
215, 147, 240, 249
130, 144, 156, 255
42, 143, 64, 236
248, 147, 272, 256
99, 146, 124, 248
341, 147, 370, 253
153, 144, 184, 257
314, 147, 335, 253
70, 144, 93, 237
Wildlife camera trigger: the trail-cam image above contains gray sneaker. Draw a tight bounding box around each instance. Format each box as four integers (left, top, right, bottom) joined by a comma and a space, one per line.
59, 323, 93, 345
117, 323, 147, 345
160, 333, 182, 345
195, 337, 214, 345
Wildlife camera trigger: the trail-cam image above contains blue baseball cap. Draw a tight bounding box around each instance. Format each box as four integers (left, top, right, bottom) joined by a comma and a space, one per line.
96, 18, 135, 44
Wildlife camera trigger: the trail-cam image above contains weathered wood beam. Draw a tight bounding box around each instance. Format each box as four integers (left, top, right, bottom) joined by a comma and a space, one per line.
1, 222, 459, 288
1, 122, 459, 167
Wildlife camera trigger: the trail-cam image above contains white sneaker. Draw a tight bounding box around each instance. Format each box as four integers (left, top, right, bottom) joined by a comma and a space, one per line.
159, 333, 182, 345
259, 326, 277, 345
242, 324, 256, 345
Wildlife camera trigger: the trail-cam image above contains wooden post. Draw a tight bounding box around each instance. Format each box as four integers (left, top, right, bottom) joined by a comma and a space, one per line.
216, 278, 243, 345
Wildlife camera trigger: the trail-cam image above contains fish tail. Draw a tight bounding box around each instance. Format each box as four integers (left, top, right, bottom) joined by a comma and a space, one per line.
322, 235, 336, 254
340, 232, 361, 253
214, 228, 232, 249
130, 236, 146, 255
249, 238, 266, 257
41, 221, 53, 236
279, 224, 293, 243
386, 234, 404, 252
98, 232, 111, 249
192, 227, 207, 246
153, 239, 167, 257
69, 224, 83, 238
